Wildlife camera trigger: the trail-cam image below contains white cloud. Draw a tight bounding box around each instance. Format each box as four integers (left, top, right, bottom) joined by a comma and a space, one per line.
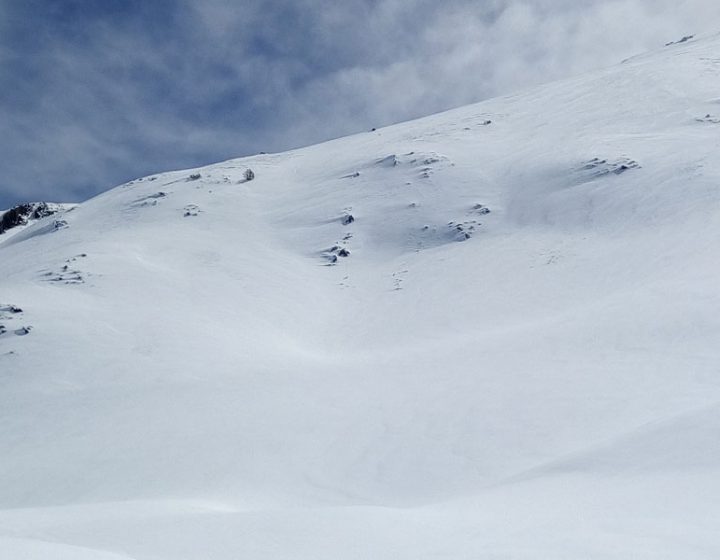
1, 0, 718, 206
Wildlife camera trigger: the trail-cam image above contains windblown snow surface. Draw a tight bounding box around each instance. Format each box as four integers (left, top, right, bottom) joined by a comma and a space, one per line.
1, 34, 720, 560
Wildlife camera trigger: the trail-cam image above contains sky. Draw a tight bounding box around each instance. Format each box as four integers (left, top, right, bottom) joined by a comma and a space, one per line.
1, 0, 719, 208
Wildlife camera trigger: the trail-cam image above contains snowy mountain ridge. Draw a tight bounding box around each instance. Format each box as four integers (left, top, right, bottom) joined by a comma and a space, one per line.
0, 202, 76, 241
0, 33, 719, 559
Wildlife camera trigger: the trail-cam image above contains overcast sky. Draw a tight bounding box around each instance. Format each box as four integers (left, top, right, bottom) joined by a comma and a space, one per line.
1, 0, 718, 208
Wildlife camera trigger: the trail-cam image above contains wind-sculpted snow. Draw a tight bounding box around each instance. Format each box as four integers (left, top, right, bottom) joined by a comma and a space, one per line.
1, 33, 720, 560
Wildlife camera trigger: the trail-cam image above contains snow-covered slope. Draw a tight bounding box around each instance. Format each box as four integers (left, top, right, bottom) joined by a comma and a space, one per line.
0, 202, 76, 241
1, 34, 720, 559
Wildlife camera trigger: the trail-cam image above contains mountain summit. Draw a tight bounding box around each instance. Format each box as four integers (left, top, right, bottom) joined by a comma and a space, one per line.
1, 33, 719, 559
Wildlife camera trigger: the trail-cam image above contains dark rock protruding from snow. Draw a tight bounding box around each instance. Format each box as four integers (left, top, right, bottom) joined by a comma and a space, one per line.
579, 157, 640, 179
666, 35, 694, 46
322, 243, 352, 264
0, 304, 29, 336
0, 203, 63, 234
696, 114, 720, 124
184, 204, 200, 217
472, 204, 491, 215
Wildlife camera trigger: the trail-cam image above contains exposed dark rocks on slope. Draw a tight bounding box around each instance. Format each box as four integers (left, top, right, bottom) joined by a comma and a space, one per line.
414, 216, 486, 249
0, 203, 62, 234
322, 243, 352, 264
579, 157, 640, 179
449, 221, 478, 241
666, 35, 694, 46
0, 305, 23, 314
0, 305, 29, 336
184, 204, 200, 217
40, 254, 88, 285
42, 269, 84, 284
131, 192, 168, 208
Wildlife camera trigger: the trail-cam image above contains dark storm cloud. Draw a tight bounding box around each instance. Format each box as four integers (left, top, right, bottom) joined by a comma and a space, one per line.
1, 0, 718, 207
